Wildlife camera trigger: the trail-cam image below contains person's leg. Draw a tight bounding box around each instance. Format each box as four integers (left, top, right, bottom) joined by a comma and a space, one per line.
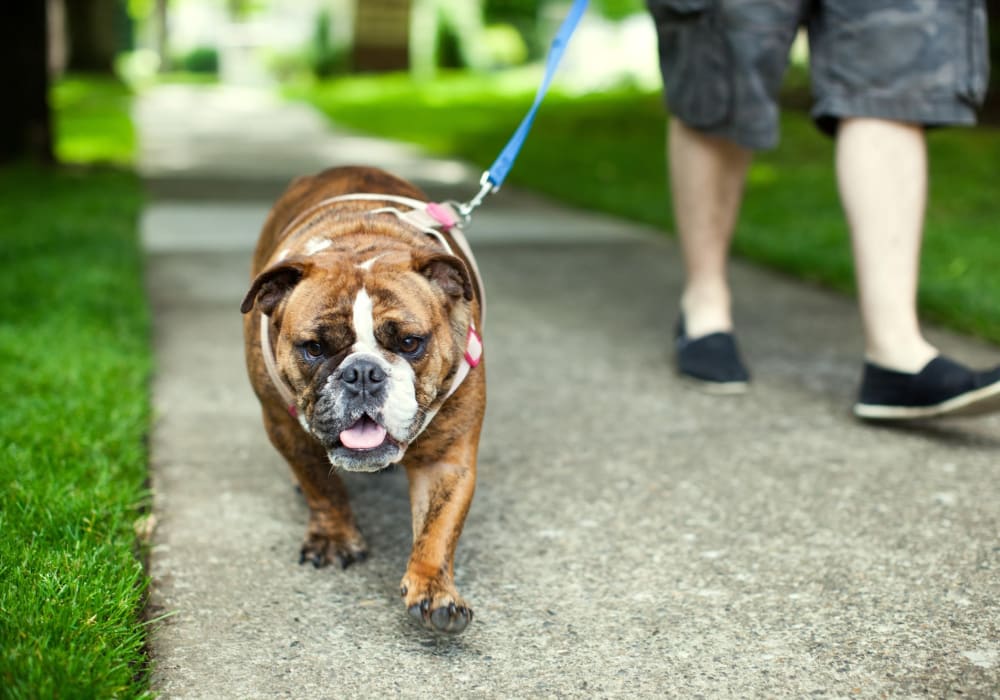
837, 117, 1000, 419
813, 0, 1000, 419
835, 117, 936, 372
648, 0, 802, 389
669, 117, 753, 339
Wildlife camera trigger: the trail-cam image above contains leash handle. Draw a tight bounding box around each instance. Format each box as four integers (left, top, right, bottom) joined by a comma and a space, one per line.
458, 0, 589, 220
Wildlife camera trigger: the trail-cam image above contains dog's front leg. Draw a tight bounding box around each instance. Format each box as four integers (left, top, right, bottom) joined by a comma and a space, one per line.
263, 408, 368, 569
401, 433, 478, 634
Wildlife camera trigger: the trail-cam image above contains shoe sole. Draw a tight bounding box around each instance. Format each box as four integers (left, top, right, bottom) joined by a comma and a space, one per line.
679, 373, 750, 396
853, 377, 1000, 420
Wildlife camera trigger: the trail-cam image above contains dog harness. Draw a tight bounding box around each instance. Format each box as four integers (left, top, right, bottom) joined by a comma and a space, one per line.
258, 193, 485, 424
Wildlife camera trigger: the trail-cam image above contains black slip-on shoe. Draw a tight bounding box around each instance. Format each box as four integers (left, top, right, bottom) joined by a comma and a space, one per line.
675, 317, 750, 394
854, 356, 1000, 420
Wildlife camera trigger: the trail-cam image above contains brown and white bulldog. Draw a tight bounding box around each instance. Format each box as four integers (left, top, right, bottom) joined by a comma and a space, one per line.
240, 166, 485, 634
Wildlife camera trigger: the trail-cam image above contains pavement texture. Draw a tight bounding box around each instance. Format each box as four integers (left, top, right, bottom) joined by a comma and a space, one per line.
138, 85, 1000, 698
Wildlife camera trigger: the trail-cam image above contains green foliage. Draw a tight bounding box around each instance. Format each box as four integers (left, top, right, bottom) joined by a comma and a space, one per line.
485, 0, 542, 59
265, 10, 348, 82
592, 0, 646, 21
482, 23, 529, 67
308, 9, 346, 78
174, 46, 220, 74
0, 165, 152, 698
50, 75, 136, 165
291, 71, 1000, 343
126, 0, 154, 21
227, 0, 267, 20
485, 0, 538, 24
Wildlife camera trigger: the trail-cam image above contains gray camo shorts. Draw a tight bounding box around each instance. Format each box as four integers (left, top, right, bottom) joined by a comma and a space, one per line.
647, 0, 991, 149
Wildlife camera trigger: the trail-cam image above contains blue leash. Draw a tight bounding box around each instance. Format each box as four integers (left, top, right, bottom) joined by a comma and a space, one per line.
457, 0, 589, 220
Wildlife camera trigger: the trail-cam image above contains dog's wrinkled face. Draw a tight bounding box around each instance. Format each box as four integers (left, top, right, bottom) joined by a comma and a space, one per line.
245, 246, 472, 472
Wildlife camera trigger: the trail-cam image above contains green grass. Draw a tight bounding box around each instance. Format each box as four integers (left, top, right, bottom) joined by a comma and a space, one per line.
0, 78, 152, 697
289, 71, 1000, 343
51, 75, 136, 165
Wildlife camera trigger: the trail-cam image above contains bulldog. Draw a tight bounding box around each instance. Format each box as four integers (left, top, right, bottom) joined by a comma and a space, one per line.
240, 166, 485, 634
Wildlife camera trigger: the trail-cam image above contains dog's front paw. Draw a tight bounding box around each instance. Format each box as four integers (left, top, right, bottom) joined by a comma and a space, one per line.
299, 520, 368, 570
400, 572, 473, 634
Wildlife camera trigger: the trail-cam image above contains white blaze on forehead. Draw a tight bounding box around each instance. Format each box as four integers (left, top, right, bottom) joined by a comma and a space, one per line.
351, 288, 378, 354
346, 287, 420, 440
357, 254, 383, 271
303, 237, 332, 256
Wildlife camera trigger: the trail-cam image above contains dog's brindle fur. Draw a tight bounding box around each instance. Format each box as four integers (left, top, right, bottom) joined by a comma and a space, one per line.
241, 166, 485, 633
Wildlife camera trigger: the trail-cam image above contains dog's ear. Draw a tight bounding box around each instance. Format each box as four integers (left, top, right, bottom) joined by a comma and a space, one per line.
240, 259, 311, 315
414, 252, 473, 302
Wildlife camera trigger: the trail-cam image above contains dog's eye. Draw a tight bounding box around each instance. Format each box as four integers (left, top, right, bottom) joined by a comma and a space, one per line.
398, 335, 426, 358
303, 341, 324, 359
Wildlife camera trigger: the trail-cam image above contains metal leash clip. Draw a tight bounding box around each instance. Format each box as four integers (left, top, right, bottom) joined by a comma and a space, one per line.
455, 171, 498, 223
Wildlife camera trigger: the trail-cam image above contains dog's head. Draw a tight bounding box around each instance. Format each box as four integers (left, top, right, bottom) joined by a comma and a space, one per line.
241, 245, 474, 472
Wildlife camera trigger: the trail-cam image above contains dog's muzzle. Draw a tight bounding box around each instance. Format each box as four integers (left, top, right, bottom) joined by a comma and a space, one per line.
307, 354, 412, 471
339, 357, 387, 402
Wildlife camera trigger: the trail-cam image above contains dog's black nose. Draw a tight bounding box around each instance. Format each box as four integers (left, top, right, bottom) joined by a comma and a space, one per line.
340, 358, 386, 396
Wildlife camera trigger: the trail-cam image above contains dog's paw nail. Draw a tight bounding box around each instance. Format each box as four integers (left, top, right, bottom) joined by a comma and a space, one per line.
339, 547, 368, 569
429, 603, 471, 634
299, 546, 325, 568
408, 602, 427, 623
299, 550, 322, 567
430, 606, 451, 630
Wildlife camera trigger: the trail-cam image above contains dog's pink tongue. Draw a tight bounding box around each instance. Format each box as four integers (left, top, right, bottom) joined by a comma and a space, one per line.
339, 417, 387, 450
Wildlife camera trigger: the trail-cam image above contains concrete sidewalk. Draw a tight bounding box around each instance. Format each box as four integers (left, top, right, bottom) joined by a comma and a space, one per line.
138, 85, 1000, 698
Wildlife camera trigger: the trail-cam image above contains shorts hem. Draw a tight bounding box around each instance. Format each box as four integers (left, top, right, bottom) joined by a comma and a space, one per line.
812, 94, 978, 136
679, 117, 779, 152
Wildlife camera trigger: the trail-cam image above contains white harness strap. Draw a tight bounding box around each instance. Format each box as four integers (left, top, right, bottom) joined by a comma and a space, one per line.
259, 193, 484, 423
260, 314, 298, 414
276, 193, 486, 318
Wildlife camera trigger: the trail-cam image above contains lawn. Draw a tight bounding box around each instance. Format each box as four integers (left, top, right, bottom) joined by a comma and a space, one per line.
51, 75, 136, 166
0, 77, 152, 698
289, 71, 1000, 344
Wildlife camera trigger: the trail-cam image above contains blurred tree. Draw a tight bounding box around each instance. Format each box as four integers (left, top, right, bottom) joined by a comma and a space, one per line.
989, 4, 999, 89
484, 0, 535, 26
309, 9, 346, 78
154, 0, 170, 71
485, 0, 539, 58
410, 0, 487, 78
64, 0, 119, 72
0, 1, 53, 163
354, 0, 411, 71
982, 0, 999, 120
